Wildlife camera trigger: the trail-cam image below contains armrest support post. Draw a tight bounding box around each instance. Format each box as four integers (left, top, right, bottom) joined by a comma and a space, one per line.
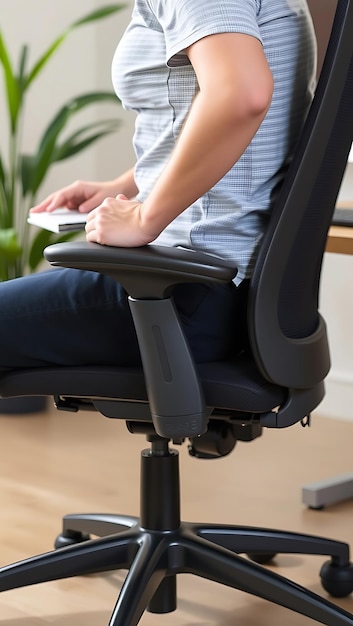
129, 297, 207, 439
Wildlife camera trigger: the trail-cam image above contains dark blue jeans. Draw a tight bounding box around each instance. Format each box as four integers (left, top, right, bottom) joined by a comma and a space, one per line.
0, 267, 249, 371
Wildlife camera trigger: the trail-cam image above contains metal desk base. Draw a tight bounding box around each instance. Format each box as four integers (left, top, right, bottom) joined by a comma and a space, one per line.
302, 473, 353, 508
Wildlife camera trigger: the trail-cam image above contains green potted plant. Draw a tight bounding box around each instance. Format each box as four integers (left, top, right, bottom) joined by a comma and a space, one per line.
0, 3, 125, 282
0, 4, 125, 413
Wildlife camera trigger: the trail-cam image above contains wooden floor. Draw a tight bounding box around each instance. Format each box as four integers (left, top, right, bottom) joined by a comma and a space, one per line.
0, 402, 353, 625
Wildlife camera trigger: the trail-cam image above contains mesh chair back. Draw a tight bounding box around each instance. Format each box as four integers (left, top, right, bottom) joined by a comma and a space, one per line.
248, 0, 353, 390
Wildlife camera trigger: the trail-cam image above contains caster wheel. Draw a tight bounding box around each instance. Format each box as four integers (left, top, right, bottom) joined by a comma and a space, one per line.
54, 529, 91, 549
247, 552, 276, 565
320, 560, 353, 598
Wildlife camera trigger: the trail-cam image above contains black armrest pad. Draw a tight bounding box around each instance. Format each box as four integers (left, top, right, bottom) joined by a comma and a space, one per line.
44, 242, 237, 298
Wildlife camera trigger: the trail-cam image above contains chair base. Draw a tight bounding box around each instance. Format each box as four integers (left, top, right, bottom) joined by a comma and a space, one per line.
0, 440, 353, 625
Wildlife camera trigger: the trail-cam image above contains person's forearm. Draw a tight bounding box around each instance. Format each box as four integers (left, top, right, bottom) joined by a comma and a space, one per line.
141, 91, 270, 239
112, 166, 138, 199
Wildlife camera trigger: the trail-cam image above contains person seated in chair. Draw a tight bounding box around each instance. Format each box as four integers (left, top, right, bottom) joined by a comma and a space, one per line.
0, 0, 316, 371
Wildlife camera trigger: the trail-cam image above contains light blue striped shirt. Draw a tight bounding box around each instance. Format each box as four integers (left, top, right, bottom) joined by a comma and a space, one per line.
112, 0, 316, 282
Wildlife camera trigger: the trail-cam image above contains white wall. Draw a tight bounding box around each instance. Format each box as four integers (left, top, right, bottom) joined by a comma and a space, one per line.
1, 1, 353, 421
319, 164, 353, 421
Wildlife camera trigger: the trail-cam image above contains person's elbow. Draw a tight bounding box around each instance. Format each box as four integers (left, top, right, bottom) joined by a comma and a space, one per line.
249, 71, 273, 118
231, 69, 274, 123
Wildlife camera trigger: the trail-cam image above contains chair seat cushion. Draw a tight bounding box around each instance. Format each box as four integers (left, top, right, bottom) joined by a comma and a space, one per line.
0, 352, 286, 416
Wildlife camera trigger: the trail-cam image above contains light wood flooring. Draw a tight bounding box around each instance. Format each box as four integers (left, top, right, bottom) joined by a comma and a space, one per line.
0, 402, 353, 625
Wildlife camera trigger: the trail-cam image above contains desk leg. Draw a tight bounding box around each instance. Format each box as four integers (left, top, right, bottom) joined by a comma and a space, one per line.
302, 473, 353, 508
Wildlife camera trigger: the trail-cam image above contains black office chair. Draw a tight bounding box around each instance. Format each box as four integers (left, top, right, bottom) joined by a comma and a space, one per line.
1, 1, 353, 624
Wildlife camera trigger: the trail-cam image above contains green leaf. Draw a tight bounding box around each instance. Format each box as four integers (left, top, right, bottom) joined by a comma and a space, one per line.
25, 5, 125, 89
70, 5, 126, 28
28, 227, 79, 272
0, 228, 22, 262
52, 119, 121, 161
20, 155, 37, 199
28, 229, 53, 271
17, 44, 29, 96
0, 31, 21, 132
0, 151, 6, 187
37, 91, 118, 155
21, 104, 72, 195
0, 153, 9, 221
25, 34, 67, 89
21, 92, 120, 196
55, 91, 119, 113
20, 121, 120, 196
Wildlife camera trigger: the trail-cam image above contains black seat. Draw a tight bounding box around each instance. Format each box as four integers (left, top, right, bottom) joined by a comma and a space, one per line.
1, 1, 353, 624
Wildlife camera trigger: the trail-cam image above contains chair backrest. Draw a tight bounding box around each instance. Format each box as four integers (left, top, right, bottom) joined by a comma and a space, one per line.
247, 0, 353, 405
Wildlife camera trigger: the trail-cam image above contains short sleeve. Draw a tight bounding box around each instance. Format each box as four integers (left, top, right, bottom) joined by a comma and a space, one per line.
147, 0, 262, 66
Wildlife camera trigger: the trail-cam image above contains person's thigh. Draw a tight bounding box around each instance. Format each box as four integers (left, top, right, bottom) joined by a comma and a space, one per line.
0, 267, 141, 369
0, 268, 249, 370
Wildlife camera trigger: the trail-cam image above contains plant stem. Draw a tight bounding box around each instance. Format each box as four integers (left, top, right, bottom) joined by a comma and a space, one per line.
0, 180, 9, 221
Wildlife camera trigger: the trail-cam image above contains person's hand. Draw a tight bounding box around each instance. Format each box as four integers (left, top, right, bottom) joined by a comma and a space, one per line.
85, 195, 158, 248
29, 180, 123, 214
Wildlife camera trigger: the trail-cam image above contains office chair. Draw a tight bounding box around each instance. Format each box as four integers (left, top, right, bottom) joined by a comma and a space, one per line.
1, 0, 353, 624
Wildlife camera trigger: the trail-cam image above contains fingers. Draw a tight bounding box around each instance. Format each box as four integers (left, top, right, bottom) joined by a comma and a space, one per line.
77, 193, 106, 214
30, 181, 112, 215
30, 189, 76, 214
85, 203, 110, 244
84, 197, 151, 248
29, 193, 59, 213
29, 181, 90, 214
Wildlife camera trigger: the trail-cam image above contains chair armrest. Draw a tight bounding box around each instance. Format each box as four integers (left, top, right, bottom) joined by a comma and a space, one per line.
44, 242, 237, 439
44, 242, 237, 298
